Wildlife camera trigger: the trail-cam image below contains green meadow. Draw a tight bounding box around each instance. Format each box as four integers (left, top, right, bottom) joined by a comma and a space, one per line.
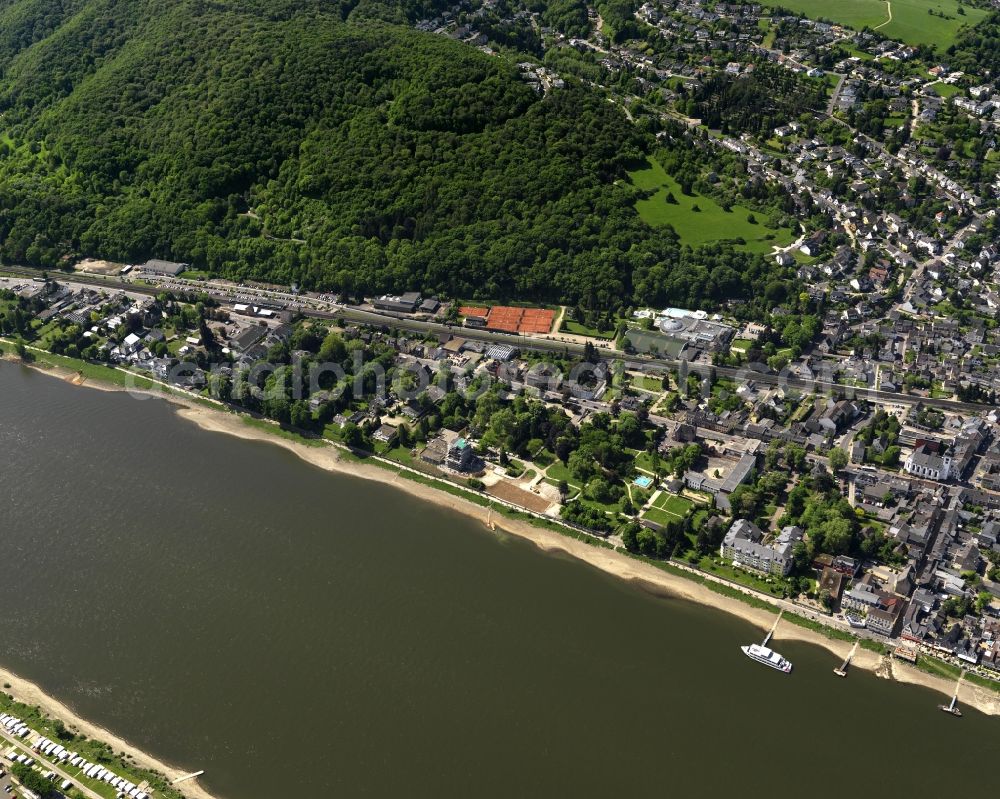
629, 158, 792, 254
931, 81, 963, 97
756, 0, 986, 50
879, 0, 987, 50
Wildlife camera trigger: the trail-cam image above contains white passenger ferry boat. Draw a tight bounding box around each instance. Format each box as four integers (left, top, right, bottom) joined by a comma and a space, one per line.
741, 643, 793, 673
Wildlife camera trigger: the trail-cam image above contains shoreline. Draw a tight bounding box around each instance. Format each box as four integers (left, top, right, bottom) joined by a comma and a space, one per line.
0, 663, 220, 799
141, 372, 1000, 718
1, 355, 999, 766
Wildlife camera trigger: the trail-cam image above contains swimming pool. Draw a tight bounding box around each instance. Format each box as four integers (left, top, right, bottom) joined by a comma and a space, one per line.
633, 475, 654, 489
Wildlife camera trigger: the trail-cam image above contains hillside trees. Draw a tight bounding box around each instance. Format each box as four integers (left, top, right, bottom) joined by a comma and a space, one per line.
0, 0, 801, 313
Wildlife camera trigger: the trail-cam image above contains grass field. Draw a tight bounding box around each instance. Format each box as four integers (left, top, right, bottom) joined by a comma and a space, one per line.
931, 81, 963, 97
880, 0, 986, 49
629, 158, 792, 253
633, 449, 658, 474
545, 461, 581, 489
561, 318, 617, 339
642, 492, 694, 526
641, 507, 678, 527
758, 0, 885, 30
651, 492, 695, 517
631, 374, 664, 392
914, 654, 963, 680
756, 0, 986, 50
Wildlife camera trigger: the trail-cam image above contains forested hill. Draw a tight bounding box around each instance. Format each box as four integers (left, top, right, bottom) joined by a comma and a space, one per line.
0, 0, 775, 309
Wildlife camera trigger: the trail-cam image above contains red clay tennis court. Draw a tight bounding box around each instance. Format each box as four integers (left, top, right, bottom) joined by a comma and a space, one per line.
485, 306, 555, 334
487, 306, 521, 333
519, 307, 555, 333
459, 305, 555, 334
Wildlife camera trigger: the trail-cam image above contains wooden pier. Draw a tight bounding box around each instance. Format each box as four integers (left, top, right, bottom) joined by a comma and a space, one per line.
938, 671, 964, 717
834, 641, 859, 677
762, 611, 783, 646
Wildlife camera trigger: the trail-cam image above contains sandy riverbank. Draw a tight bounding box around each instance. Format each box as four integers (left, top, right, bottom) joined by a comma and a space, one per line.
171, 403, 1000, 717
5, 355, 1000, 746
0, 664, 219, 799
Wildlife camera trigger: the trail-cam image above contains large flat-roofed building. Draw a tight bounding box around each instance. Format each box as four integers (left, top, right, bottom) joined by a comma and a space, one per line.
374, 292, 421, 313
141, 259, 187, 276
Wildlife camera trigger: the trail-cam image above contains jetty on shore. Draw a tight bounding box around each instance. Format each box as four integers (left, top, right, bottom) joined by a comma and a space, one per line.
939, 672, 965, 717
762, 610, 783, 647
834, 641, 859, 677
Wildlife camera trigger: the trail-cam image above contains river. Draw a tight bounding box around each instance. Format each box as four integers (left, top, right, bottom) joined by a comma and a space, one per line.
0, 362, 994, 798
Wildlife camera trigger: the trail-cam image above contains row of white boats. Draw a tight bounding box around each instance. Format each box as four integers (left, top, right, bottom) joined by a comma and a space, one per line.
1, 711, 150, 799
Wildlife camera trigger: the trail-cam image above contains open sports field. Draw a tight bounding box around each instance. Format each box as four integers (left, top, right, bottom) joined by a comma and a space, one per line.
628, 158, 793, 254
758, 0, 986, 50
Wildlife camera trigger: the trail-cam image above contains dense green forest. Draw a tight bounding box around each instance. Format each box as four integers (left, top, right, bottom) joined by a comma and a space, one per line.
0, 0, 793, 310
538, 0, 590, 38
947, 11, 1000, 75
